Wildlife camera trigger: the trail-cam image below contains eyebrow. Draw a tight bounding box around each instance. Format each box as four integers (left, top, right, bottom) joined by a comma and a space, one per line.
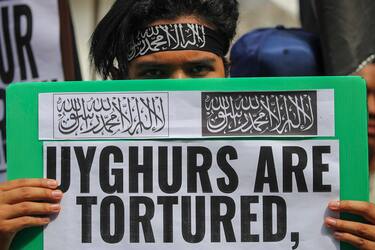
184, 59, 216, 67
133, 58, 216, 70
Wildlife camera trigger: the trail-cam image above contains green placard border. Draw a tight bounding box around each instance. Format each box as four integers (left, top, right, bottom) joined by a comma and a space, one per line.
7, 76, 368, 250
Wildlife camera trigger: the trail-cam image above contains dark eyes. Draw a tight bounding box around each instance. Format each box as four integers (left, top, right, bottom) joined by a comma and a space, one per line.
187, 65, 214, 76
136, 63, 215, 79
141, 69, 166, 79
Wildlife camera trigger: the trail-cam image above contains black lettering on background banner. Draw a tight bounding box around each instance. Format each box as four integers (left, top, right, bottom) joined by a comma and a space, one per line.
0, 3, 41, 173
0, 6, 14, 84
14, 4, 38, 80
0, 4, 39, 84
202, 91, 317, 136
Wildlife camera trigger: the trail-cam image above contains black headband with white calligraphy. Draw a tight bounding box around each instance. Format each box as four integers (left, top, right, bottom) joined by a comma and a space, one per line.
127, 23, 228, 61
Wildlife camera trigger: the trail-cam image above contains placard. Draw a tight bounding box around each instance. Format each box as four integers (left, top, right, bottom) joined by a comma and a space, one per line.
7, 77, 369, 250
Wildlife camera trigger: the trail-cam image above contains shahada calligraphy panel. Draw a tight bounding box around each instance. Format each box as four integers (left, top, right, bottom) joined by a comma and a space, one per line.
52, 93, 169, 138
202, 91, 318, 136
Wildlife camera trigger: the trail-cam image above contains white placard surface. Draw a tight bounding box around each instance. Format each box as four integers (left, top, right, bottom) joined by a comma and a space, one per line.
43, 140, 339, 250
39, 90, 335, 140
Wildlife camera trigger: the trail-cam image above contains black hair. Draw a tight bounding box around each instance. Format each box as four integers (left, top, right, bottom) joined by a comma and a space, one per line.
90, 0, 239, 79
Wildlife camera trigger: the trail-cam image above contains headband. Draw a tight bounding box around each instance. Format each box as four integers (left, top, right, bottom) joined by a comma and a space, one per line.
127, 23, 228, 61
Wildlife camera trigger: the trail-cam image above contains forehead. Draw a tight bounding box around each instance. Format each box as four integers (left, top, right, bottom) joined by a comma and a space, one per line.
129, 50, 220, 67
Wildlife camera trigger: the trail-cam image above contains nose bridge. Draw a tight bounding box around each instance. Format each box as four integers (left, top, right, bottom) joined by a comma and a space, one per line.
170, 68, 189, 79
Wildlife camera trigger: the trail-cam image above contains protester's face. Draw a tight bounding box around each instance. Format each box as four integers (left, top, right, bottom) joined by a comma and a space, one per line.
127, 16, 226, 79
359, 64, 375, 150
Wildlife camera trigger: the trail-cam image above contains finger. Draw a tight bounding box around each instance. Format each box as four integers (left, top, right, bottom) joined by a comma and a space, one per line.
4, 202, 61, 219
0, 216, 50, 235
334, 231, 375, 250
0, 178, 58, 191
1, 187, 63, 204
325, 217, 375, 241
328, 200, 375, 223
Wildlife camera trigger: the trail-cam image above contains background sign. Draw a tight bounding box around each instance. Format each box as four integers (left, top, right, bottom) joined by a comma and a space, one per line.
0, 0, 64, 181
6, 77, 369, 250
